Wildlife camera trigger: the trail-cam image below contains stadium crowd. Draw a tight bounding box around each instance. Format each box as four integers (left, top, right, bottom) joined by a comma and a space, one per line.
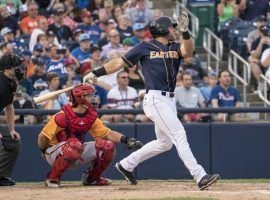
0, 0, 269, 124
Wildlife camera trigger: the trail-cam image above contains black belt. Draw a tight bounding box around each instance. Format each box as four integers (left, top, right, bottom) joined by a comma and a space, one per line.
161, 91, 174, 97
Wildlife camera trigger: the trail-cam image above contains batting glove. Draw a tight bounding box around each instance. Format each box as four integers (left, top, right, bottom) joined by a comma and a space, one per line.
83, 72, 97, 85
126, 138, 143, 150
178, 11, 189, 32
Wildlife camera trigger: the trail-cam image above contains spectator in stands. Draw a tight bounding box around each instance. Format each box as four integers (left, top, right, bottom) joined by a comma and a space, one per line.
152, 9, 164, 19
260, 47, 270, 80
89, 45, 102, 70
126, 0, 152, 24
18, 4, 28, 20
29, 17, 59, 51
48, 8, 73, 43
112, 5, 123, 22
60, 58, 82, 88
71, 33, 91, 64
200, 72, 218, 106
238, 0, 270, 21
116, 14, 133, 42
68, 28, 84, 51
1, 0, 22, 12
78, 10, 102, 45
180, 53, 206, 87
107, 71, 140, 123
48, 2, 77, 31
13, 89, 35, 125
21, 50, 34, 79
101, 29, 123, 60
98, 20, 117, 48
46, 44, 67, 77
36, 34, 49, 50
0, 5, 20, 37
248, 25, 270, 93
210, 70, 241, 122
175, 72, 206, 122
124, 65, 145, 91
29, 58, 47, 97
38, 72, 69, 110
97, 50, 122, 90
246, 15, 267, 53
0, 42, 13, 57
20, 2, 42, 34
217, 0, 239, 30
31, 44, 43, 63
130, 23, 146, 46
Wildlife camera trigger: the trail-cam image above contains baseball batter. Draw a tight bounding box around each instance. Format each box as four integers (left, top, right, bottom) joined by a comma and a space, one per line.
38, 84, 142, 188
83, 13, 219, 190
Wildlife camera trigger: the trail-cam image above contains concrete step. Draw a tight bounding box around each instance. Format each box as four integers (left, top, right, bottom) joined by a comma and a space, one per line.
241, 93, 261, 102
152, 0, 175, 9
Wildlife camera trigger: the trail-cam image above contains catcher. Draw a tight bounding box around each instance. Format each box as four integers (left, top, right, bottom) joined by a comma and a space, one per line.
38, 84, 143, 188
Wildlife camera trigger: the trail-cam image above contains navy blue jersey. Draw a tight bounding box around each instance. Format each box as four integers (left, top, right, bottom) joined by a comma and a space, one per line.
122, 39, 183, 92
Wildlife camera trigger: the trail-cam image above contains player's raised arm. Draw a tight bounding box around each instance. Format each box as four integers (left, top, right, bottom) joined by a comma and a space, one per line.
83, 57, 127, 84
178, 11, 194, 57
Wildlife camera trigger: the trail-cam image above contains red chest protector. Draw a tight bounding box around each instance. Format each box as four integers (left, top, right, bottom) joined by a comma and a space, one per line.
56, 104, 97, 143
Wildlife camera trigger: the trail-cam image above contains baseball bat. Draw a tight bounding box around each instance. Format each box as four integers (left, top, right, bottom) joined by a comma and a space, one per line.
33, 86, 74, 104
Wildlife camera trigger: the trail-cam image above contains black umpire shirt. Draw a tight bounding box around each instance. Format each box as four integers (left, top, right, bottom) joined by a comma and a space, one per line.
0, 73, 17, 112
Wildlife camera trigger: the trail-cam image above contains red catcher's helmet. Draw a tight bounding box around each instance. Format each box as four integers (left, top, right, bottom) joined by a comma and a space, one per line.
69, 84, 98, 108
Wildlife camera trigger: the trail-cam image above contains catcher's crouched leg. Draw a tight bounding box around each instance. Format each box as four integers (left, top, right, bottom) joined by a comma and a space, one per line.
46, 138, 84, 188
82, 139, 116, 186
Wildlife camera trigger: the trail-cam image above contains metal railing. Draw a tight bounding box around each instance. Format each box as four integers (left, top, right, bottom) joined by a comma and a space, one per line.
228, 50, 251, 106
258, 74, 270, 106
202, 28, 223, 74
173, 1, 199, 39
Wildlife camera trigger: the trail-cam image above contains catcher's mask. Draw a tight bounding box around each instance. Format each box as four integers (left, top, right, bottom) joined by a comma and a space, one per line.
68, 84, 99, 109
0, 54, 26, 81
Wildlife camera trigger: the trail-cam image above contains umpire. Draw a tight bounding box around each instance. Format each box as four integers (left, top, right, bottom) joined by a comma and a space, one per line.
0, 54, 26, 186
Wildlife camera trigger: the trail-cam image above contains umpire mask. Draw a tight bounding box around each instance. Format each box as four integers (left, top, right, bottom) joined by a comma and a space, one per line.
0, 54, 26, 80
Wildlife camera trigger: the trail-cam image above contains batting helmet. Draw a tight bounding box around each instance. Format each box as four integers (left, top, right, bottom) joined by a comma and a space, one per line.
149, 16, 178, 38
0, 54, 26, 80
68, 84, 98, 108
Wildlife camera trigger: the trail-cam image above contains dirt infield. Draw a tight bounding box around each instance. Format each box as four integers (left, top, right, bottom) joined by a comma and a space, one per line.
1, 180, 270, 200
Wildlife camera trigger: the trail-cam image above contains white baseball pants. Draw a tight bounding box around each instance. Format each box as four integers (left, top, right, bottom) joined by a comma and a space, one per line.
120, 90, 207, 183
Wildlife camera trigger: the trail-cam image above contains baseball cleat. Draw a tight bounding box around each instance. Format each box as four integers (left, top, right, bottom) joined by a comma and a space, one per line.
82, 172, 112, 186
45, 179, 60, 188
115, 162, 137, 185
198, 174, 220, 190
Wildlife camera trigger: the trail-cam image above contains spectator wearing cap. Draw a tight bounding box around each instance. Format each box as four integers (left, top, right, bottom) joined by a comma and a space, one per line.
20, 2, 43, 34
77, 10, 102, 45
46, 44, 67, 77
47, 2, 77, 31
130, 23, 146, 46
239, 0, 270, 21
68, 28, 84, 51
101, 29, 123, 60
246, 15, 267, 53
71, 33, 91, 63
116, 14, 133, 42
48, 7, 73, 43
89, 45, 102, 70
122, 37, 134, 53
0, 28, 23, 55
0, 5, 20, 37
18, 4, 28, 20
126, 0, 152, 24
29, 58, 47, 96
31, 44, 44, 63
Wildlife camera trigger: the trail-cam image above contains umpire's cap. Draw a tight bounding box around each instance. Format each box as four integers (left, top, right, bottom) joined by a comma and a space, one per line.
149, 16, 178, 38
